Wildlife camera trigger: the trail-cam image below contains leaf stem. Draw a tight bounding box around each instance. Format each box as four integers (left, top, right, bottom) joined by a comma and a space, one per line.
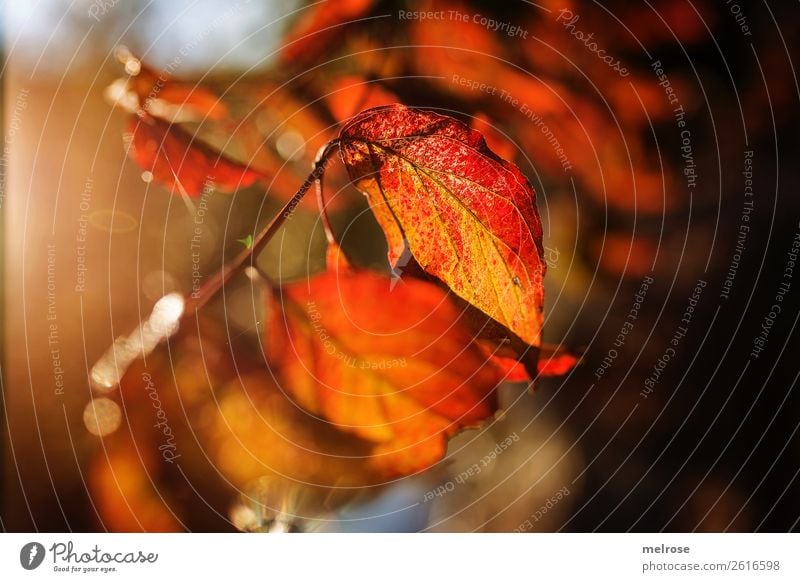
315, 139, 342, 245
183, 140, 340, 315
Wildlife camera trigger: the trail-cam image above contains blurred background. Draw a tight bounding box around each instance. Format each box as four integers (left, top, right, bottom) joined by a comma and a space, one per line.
2, 0, 799, 532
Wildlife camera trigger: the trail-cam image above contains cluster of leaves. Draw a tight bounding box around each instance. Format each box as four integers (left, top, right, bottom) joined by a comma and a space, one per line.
95, 0, 783, 530
113, 0, 781, 531
92, 0, 757, 532
284, 0, 750, 280
99, 39, 580, 503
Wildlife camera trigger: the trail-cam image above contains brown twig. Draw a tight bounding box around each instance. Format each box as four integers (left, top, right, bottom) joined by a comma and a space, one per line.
183, 140, 341, 315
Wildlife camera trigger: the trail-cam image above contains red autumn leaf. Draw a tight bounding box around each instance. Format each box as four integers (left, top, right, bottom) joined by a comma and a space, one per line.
264, 268, 504, 478
330, 244, 576, 383
126, 114, 265, 196
338, 104, 546, 347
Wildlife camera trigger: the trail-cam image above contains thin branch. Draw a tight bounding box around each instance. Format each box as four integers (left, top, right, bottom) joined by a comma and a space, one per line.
183, 140, 341, 315
315, 139, 342, 245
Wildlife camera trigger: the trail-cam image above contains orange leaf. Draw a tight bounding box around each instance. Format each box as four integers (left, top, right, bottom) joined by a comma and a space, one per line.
487, 342, 580, 381
87, 318, 382, 531
126, 114, 264, 196
89, 438, 183, 532
264, 269, 504, 477
279, 0, 375, 66
326, 75, 400, 124
109, 48, 228, 122
339, 104, 546, 346
131, 64, 228, 122
537, 346, 580, 377
325, 240, 353, 271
